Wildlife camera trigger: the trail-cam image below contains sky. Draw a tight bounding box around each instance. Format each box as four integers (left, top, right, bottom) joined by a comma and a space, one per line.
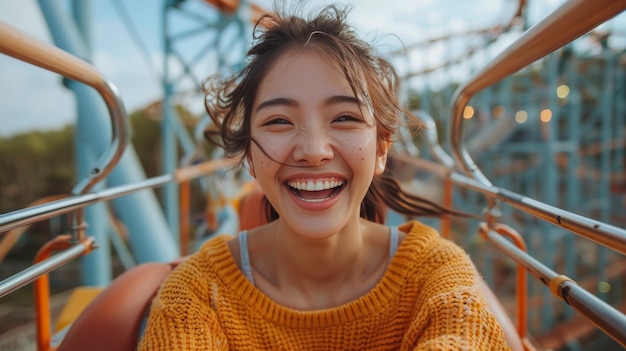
0, 0, 611, 137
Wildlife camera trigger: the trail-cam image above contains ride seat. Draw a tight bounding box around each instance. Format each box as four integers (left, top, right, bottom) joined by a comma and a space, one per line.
56, 262, 176, 351
237, 182, 266, 231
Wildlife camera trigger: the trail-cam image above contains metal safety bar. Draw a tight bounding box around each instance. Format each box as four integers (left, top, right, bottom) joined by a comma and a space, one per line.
416, 105, 626, 255
0, 20, 129, 197
449, 0, 626, 186
0, 19, 130, 244
389, 150, 626, 346
0, 18, 238, 302
414, 111, 454, 169
0, 158, 236, 297
479, 224, 626, 348
448, 172, 626, 256
0, 242, 92, 299
446, 0, 626, 251
0, 158, 236, 235
394, 103, 626, 347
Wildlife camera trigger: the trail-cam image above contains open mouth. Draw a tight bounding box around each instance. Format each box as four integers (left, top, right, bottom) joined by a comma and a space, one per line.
286, 178, 345, 203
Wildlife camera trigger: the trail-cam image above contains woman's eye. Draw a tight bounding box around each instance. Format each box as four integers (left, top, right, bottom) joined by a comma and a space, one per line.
263, 117, 291, 126
333, 114, 362, 123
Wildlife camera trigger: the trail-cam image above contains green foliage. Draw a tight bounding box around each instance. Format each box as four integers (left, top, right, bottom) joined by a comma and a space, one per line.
0, 125, 75, 214
129, 108, 161, 177
0, 104, 210, 215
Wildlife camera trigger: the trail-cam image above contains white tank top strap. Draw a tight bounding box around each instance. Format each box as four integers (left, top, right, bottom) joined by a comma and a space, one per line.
389, 226, 399, 258
238, 230, 256, 285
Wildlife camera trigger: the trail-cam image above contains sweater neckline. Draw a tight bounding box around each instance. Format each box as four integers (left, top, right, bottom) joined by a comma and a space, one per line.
202, 221, 437, 328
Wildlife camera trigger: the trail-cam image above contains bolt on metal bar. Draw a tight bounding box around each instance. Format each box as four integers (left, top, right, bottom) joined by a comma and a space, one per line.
483, 228, 626, 348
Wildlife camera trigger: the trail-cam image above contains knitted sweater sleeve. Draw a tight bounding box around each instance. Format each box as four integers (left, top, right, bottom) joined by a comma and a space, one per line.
137, 259, 229, 351
403, 239, 511, 351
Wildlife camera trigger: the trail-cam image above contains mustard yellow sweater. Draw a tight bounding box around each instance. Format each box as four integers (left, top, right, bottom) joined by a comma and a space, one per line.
138, 221, 510, 350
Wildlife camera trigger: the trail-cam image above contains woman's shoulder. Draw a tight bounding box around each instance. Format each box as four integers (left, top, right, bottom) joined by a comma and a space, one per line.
394, 220, 474, 271
160, 234, 236, 292
396, 220, 445, 252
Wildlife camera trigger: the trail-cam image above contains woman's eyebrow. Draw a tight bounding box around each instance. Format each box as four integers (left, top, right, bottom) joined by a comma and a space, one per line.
255, 97, 298, 113
255, 95, 362, 113
324, 95, 362, 107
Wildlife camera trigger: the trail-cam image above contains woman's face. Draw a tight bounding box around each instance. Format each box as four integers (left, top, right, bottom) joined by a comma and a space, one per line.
249, 48, 388, 238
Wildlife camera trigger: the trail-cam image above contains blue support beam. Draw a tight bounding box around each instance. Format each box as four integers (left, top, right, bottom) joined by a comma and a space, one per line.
38, 0, 179, 270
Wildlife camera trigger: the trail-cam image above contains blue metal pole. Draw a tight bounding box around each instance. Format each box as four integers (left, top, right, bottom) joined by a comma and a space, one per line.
36, 0, 110, 286
73, 90, 111, 285
162, 3, 180, 242
38, 0, 178, 264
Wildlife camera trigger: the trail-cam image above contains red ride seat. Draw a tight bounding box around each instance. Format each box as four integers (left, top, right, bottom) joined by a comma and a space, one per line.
56, 262, 175, 351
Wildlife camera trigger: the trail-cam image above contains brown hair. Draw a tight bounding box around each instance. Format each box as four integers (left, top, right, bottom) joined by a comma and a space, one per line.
205, 4, 472, 223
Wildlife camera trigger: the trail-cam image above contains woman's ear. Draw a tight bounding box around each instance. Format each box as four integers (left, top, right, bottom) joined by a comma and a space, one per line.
375, 140, 391, 176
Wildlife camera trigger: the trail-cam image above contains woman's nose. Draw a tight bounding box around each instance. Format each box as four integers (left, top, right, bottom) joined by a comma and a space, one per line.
291, 128, 334, 166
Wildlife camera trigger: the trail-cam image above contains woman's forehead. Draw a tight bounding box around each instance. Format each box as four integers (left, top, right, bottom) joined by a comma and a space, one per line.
253, 47, 371, 109
255, 50, 355, 102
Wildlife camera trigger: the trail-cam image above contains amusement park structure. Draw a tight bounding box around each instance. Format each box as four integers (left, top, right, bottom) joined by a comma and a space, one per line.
0, 0, 625, 350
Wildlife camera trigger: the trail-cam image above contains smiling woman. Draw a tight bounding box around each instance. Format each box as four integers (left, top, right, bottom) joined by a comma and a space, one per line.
137, 3, 512, 351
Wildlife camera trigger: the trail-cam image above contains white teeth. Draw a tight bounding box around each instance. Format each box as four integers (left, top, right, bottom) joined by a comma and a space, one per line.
287, 178, 344, 191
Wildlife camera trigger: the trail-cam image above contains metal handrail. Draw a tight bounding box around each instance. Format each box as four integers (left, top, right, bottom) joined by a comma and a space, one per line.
413, 110, 454, 169
0, 158, 236, 235
0, 18, 239, 302
0, 20, 130, 243
447, 0, 626, 251
0, 158, 236, 297
449, 0, 626, 186
479, 224, 626, 348
0, 20, 129, 196
447, 172, 626, 256
406, 109, 626, 254
397, 101, 626, 347
390, 143, 624, 256
0, 242, 91, 299
390, 151, 626, 347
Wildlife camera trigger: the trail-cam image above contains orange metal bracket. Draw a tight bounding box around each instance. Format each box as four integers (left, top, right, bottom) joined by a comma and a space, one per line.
203, 0, 240, 14
479, 223, 529, 340
179, 180, 191, 256
33, 235, 95, 351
